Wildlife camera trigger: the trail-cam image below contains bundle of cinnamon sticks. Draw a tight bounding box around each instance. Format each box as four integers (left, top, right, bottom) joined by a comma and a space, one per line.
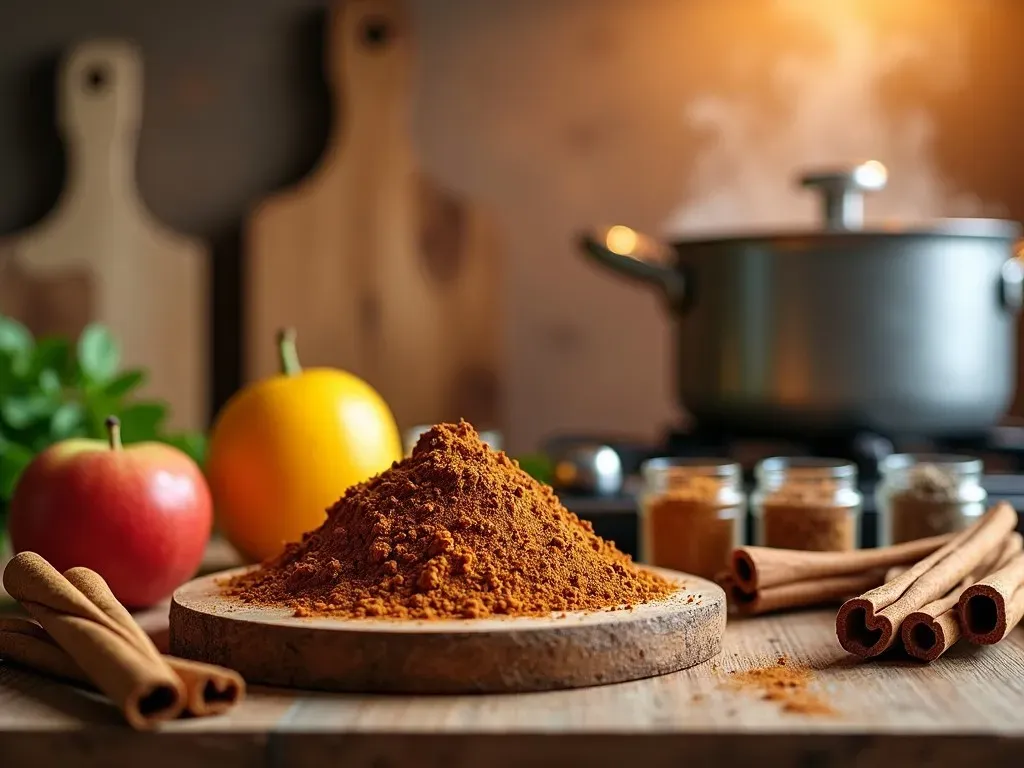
722, 501, 1024, 662
0, 552, 245, 730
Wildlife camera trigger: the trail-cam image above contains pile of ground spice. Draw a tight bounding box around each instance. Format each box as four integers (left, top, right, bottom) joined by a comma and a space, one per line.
226, 421, 675, 619
727, 656, 835, 716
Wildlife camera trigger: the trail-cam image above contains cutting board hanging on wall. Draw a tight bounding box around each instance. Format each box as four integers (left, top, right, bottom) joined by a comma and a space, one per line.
0, 40, 209, 431
245, 0, 501, 433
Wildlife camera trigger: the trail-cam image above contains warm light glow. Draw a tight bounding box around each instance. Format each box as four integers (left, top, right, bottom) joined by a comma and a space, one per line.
853, 160, 888, 190
605, 225, 638, 255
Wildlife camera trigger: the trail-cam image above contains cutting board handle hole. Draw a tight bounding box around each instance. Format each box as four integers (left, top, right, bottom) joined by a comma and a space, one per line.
360, 17, 393, 49
84, 65, 111, 94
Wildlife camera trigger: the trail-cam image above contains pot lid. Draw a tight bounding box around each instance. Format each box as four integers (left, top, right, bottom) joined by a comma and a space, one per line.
668, 161, 1022, 245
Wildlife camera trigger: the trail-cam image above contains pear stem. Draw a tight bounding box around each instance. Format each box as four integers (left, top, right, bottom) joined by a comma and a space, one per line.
277, 328, 302, 376
105, 416, 123, 451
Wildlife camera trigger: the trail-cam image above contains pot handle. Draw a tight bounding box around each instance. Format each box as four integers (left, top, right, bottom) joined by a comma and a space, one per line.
579, 226, 685, 304
1001, 248, 1024, 314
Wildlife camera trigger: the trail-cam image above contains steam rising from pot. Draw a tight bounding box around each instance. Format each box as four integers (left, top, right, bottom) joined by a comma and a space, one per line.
664, 0, 999, 237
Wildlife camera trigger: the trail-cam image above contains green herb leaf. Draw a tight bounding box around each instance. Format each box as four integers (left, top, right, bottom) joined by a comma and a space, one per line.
515, 453, 554, 484
31, 337, 71, 381
0, 353, 18, 398
0, 316, 33, 357
103, 369, 146, 398
77, 324, 120, 384
0, 440, 34, 498
51, 402, 86, 439
0, 316, 34, 382
1, 394, 55, 429
117, 401, 168, 442
38, 369, 62, 396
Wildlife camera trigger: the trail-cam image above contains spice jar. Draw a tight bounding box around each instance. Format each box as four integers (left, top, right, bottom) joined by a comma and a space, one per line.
876, 454, 986, 546
752, 457, 862, 551
639, 458, 746, 579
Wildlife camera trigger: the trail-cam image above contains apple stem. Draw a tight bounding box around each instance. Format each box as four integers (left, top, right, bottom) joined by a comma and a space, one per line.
277, 327, 302, 377
105, 416, 123, 451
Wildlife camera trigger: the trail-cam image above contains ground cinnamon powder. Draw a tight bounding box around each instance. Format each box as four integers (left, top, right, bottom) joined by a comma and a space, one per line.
227, 421, 674, 619
760, 481, 858, 551
887, 463, 980, 544
728, 656, 835, 716
642, 476, 742, 580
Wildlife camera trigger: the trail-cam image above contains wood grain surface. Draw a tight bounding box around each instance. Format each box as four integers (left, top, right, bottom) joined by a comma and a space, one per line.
245, 0, 502, 433
0, 39, 209, 430
4, 610, 1024, 766
169, 567, 725, 693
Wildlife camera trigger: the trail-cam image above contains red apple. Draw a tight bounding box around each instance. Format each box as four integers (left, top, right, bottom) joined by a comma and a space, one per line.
8, 416, 212, 608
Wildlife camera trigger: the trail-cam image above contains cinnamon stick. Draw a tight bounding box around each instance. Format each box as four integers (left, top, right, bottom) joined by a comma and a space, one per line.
0, 617, 244, 719
2, 552, 186, 729
63, 567, 163, 661
163, 657, 246, 716
726, 570, 886, 616
836, 502, 1018, 658
0, 617, 89, 684
732, 533, 954, 593
959, 549, 1024, 645
902, 532, 1023, 661
884, 565, 908, 582
64, 566, 245, 715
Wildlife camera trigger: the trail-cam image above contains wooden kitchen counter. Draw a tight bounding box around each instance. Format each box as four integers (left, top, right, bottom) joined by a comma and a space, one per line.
3, 607, 1024, 767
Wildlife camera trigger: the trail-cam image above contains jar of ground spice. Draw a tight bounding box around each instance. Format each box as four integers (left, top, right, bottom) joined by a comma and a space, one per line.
876, 454, 986, 546
752, 457, 862, 551
639, 458, 746, 579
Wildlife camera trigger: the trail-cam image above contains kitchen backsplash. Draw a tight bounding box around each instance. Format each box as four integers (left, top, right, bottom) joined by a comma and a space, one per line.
0, 0, 1022, 452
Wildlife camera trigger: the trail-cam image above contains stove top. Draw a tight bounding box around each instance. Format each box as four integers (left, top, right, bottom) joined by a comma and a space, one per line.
662, 423, 1024, 481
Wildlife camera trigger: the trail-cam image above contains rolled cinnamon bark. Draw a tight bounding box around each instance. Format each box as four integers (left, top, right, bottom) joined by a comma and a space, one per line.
836, 502, 1018, 658
0, 616, 50, 639
732, 533, 954, 593
164, 657, 246, 716
0, 617, 244, 719
727, 570, 886, 616
884, 565, 909, 582
959, 550, 1024, 645
65, 566, 245, 715
63, 567, 163, 661
902, 533, 1023, 661
0, 617, 89, 684
2, 552, 186, 730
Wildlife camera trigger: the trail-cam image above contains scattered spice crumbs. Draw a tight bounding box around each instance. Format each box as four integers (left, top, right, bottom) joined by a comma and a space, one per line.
725, 655, 835, 717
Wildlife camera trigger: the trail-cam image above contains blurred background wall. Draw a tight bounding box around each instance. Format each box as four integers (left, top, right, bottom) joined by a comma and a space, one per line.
1, 0, 1022, 453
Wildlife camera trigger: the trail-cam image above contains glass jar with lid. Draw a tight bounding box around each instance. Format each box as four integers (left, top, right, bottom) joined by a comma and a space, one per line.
875, 454, 986, 546
751, 457, 862, 551
639, 458, 746, 579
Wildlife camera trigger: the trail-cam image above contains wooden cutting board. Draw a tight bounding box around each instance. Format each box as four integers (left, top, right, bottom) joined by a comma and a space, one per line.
245, 0, 501, 433
0, 40, 208, 430
169, 567, 725, 694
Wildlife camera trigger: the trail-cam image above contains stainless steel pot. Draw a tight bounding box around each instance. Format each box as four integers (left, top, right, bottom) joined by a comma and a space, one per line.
581, 163, 1024, 437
